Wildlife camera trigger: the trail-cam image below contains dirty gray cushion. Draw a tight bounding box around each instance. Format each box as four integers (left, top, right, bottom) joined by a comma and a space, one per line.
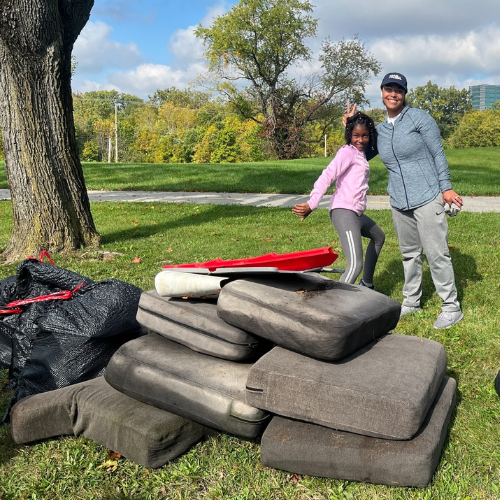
137, 290, 263, 361
217, 273, 400, 361
246, 334, 447, 440
10, 376, 206, 469
105, 332, 270, 438
260, 377, 456, 488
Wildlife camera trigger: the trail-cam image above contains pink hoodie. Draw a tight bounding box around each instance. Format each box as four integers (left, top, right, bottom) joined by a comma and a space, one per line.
307, 145, 370, 216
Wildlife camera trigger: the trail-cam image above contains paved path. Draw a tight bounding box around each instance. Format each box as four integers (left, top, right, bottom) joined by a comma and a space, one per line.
0, 189, 498, 212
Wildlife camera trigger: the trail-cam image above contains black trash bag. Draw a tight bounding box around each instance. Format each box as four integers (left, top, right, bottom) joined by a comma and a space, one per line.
0, 260, 94, 375
0, 258, 145, 421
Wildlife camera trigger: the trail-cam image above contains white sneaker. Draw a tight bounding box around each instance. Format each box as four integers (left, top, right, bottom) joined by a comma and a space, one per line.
433, 311, 464, 329
400, 305, 422, 317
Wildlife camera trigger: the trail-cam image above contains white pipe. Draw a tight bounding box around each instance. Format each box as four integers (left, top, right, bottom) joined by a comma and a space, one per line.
155, 271, 226, 298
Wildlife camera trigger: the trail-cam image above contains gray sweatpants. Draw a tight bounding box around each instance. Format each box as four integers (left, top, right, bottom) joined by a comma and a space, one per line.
329, 208, 385, 285
391, 195, 461, 312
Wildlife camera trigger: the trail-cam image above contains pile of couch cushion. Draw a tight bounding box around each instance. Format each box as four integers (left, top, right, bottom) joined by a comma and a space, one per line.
9, 270, 456, 487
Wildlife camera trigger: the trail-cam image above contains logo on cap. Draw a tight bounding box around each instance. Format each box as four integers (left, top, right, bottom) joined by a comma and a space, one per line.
389, 74, 402, 80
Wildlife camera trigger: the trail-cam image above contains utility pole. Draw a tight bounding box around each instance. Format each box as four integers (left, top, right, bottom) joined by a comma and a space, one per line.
324, 134, 327, 157
114, 101, 118, 162
108, 137, 112, 163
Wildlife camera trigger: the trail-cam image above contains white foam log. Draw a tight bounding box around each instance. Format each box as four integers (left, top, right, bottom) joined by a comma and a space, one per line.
155, 271, 226, 298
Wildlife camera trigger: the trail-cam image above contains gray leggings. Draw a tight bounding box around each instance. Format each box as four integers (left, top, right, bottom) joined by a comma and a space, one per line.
329, 208, 385, 284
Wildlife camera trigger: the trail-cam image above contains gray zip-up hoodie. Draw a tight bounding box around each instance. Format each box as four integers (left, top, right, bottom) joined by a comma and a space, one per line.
375, 106, 452, 211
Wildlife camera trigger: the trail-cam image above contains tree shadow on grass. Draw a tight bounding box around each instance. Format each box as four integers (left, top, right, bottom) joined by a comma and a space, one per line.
98, 203, 280, 246
449, 247, 482, 305
377, 247, 479, 309
0, 370, 18, 465
0, 423, 18, 466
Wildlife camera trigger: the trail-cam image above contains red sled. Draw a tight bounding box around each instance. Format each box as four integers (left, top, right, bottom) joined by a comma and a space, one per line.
162, 247, 338, 273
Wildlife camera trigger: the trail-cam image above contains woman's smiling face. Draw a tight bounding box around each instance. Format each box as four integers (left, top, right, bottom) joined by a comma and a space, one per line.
382, 84, 405, 117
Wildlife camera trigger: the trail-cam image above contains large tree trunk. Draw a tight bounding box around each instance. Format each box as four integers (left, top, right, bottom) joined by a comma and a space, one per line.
0, 0, 99, 263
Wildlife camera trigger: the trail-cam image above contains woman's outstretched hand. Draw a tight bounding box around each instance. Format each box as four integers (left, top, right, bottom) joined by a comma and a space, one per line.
342, 102, 357, 127
292, 203, 312, 221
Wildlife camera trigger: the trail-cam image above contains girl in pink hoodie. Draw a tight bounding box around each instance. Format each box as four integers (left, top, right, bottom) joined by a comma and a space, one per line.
292, 112, 385, 288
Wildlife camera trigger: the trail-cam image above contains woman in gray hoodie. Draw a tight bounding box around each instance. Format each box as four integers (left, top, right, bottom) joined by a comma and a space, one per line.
346, 73, 463, 329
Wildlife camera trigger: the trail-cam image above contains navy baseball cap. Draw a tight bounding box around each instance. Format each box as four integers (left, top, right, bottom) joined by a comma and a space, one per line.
381, 72, 407, 92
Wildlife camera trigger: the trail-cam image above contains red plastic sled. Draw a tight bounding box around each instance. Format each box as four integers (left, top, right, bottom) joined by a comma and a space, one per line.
162, 247, 338, 273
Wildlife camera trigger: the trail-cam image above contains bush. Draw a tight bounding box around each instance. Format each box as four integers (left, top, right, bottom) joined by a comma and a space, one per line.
449, 108, 500, 148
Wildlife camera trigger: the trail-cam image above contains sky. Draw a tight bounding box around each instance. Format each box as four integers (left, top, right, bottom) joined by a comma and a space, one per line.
72, 0, 500, 107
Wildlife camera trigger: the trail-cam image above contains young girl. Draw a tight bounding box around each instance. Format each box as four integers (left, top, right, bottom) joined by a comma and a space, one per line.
292, 112, 385, 288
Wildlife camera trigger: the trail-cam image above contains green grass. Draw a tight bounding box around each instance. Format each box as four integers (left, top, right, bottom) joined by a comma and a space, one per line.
0, 200, 500, 499
1, 146, 499, 196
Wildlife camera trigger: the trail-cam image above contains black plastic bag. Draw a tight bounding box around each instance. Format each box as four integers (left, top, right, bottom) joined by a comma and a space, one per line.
0, 258, 145, 421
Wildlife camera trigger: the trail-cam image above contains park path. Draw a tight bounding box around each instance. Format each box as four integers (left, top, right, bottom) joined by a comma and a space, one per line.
0, 189, 499, 212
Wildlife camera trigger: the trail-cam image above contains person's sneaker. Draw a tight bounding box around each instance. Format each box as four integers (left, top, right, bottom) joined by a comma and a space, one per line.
433, 311, 464, 329
358, 279, 376, 290
400, 305, 423, 317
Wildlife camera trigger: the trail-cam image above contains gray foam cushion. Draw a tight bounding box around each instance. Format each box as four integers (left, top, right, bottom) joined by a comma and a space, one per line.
10, 377, 206, 469
217, 273, 401, 361
137, 290, 262, 361
104, 333, 270, 438
260, 377, 456, 488
246, 333, 447, 440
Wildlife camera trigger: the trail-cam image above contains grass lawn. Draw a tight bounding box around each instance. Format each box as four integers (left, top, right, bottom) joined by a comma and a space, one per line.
0, 199, 499, 499
0, 146, 499, 196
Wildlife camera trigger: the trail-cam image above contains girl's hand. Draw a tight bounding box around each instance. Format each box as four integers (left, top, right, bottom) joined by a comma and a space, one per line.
292, 203, 312, 221
443, 189, 463, 208
342, 102, 357, 127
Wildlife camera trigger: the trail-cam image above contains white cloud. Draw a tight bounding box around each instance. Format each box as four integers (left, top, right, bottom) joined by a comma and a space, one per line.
362, 25, 500, 101
314, 0, 500, 40
98, 62, 206, 98
73, 21, 143, 72
168, 2, 228, 64
304, 0, 500, 105
169, 27, 205, 63
71, 78, 120, 95
371, 27, 500, 76
73, 0, 500, 105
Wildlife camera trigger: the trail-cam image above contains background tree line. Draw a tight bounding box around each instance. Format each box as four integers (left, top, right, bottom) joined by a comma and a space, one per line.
0, 81, 497, 165
69, 81, 497, 164
71, 87, 351, 164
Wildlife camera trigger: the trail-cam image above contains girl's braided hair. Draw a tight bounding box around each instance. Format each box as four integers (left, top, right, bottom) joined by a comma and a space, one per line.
344, 111, 377, 150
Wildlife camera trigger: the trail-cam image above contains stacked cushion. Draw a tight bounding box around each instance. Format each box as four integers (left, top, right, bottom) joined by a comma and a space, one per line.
10, 377, 206, 469
246, 334, 447, 439
260, 377, 456, 487
136, 290, 263, 361
217, 274, 401, 361
104, 332, 270, 439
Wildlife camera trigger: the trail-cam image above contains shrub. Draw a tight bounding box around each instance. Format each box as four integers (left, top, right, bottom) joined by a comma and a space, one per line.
449, 108, 500, 148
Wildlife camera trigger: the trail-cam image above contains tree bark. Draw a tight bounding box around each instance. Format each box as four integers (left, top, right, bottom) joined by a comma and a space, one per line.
0, 0, 99, 263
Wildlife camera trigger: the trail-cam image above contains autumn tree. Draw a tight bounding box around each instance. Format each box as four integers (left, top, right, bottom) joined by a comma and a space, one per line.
149, 87, 211, 109
195, 0, 380, 159
0, 0, 99, 262
73, 90, 144, 162
406, 81, 472, 139
448, 108, 500, 148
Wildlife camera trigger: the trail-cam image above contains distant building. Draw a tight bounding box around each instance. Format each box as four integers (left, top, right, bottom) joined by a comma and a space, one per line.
469, 84, 500, 110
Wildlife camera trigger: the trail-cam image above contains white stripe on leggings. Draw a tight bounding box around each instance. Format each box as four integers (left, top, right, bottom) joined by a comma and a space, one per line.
344, 230, 357, 283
